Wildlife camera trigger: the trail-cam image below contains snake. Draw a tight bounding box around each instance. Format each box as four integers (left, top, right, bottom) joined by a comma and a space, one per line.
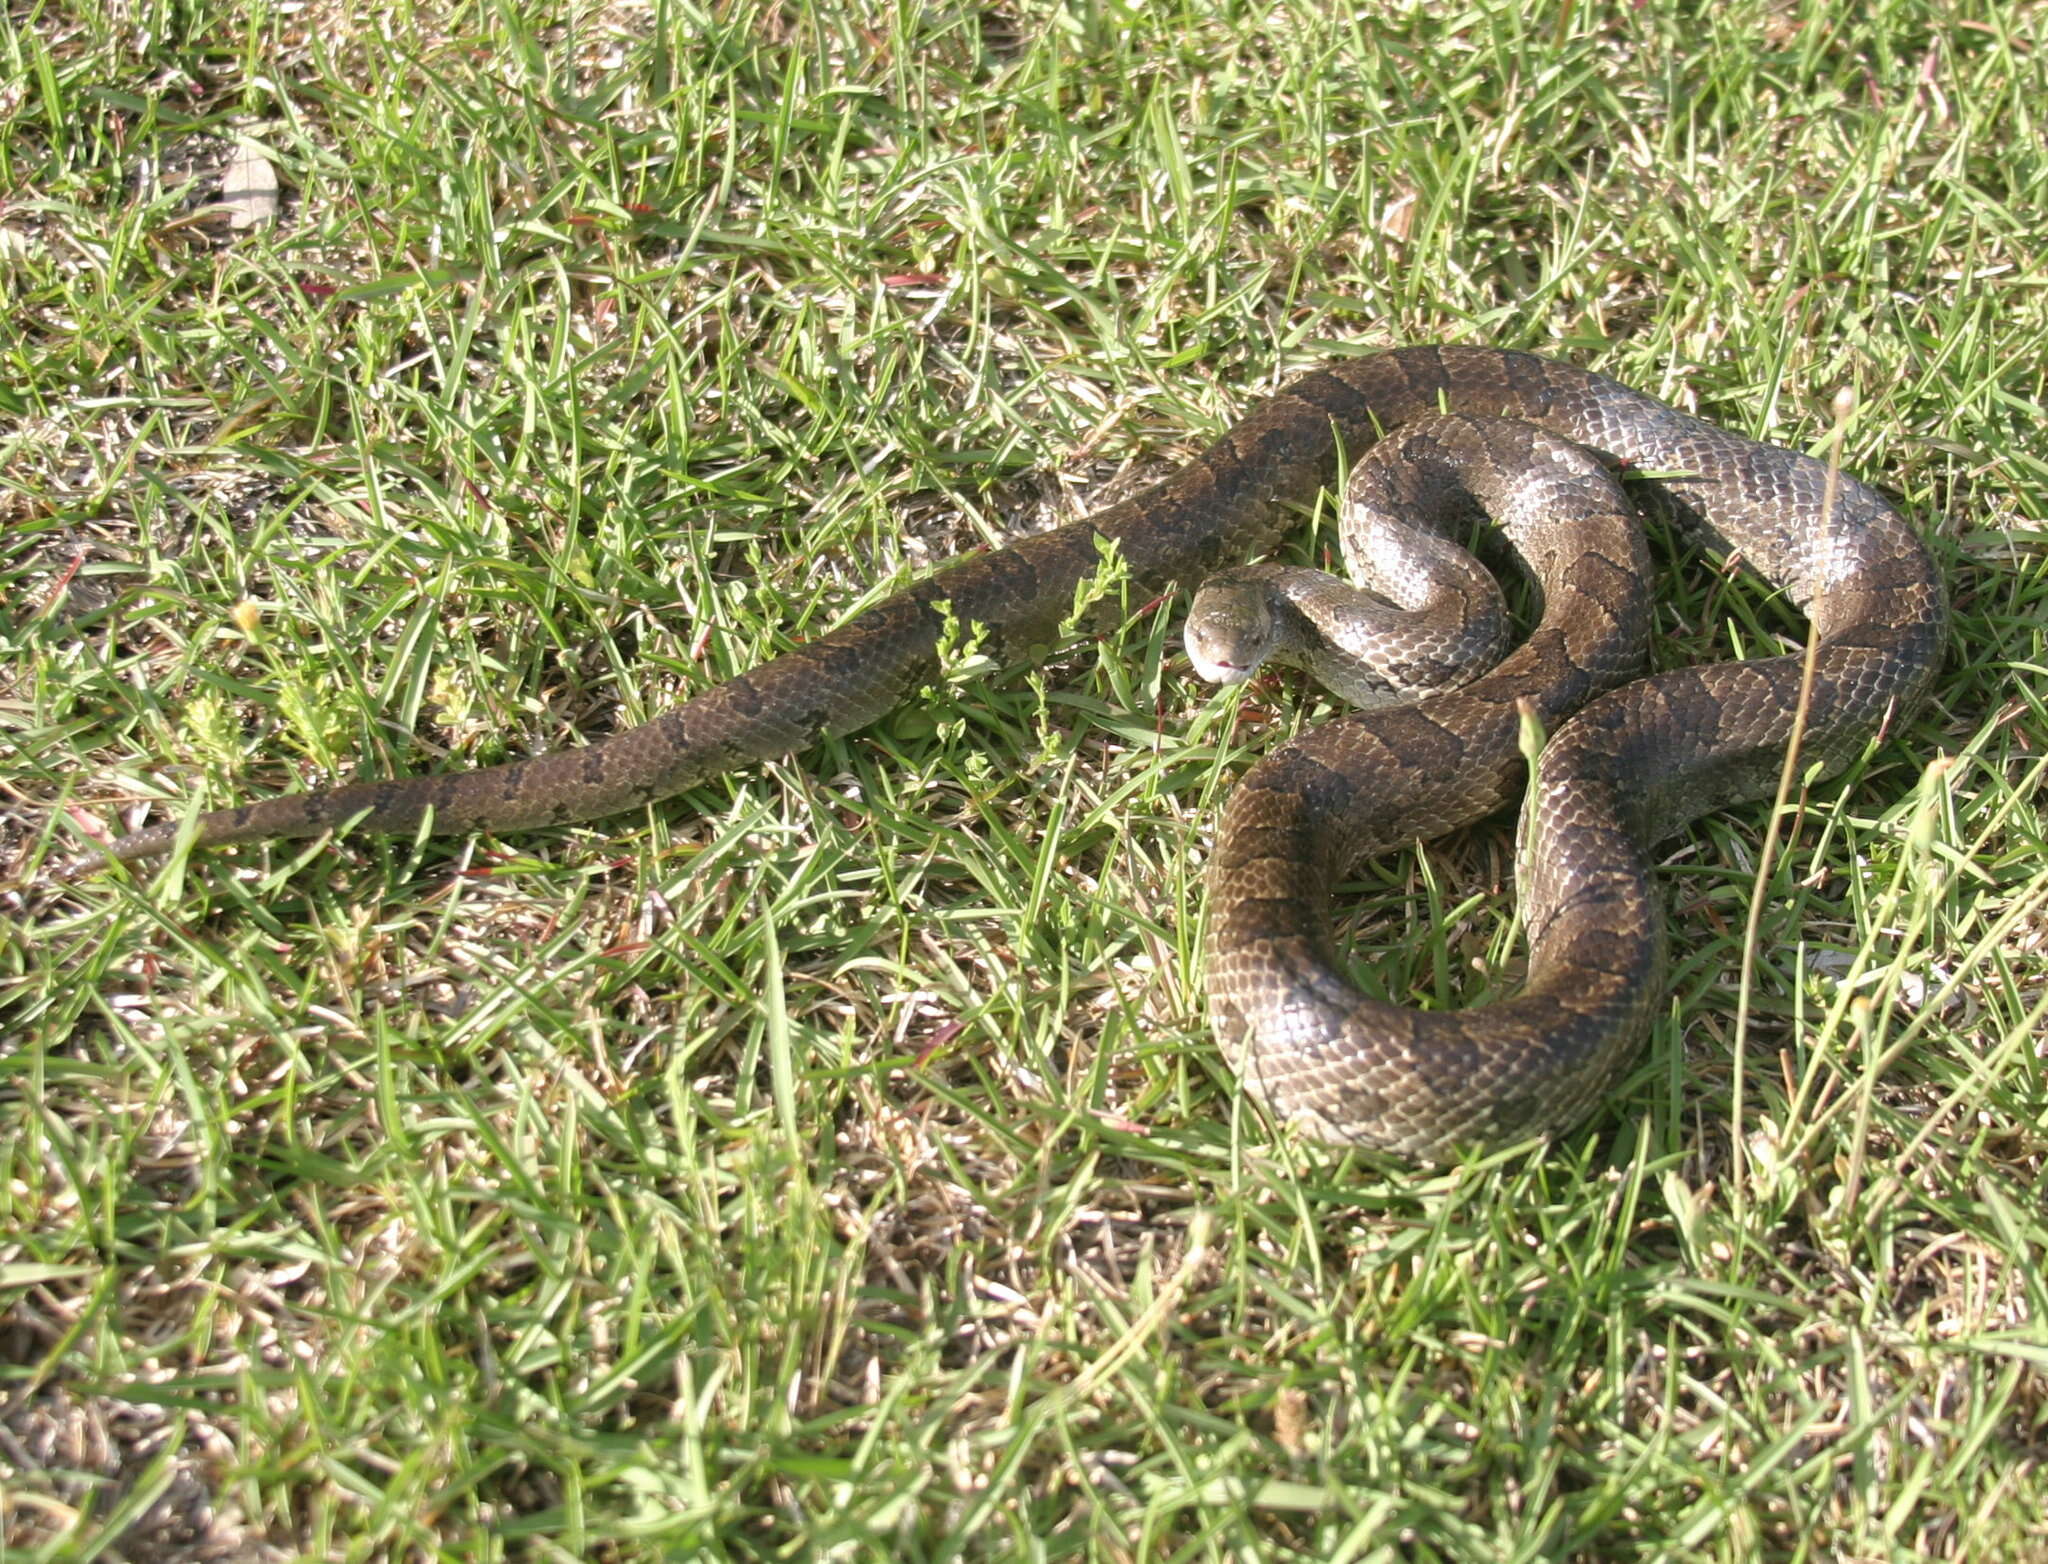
66, 346, 1947, 1157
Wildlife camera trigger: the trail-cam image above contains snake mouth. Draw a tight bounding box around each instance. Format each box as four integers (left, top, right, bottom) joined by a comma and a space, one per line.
1188, 651, 1256, 686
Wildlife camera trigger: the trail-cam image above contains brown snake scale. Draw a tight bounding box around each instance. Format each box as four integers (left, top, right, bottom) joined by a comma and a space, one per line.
73, 346, 1947, 1157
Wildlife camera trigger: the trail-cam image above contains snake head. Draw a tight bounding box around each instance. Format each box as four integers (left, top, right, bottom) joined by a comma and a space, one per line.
1184, 574, 1282, 686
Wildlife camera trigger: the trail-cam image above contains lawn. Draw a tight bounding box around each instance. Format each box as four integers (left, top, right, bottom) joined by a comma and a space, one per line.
2, 0, 2045, 1558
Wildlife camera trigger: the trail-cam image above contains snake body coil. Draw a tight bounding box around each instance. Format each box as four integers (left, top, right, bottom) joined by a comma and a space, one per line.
78, 347, 1946, 1155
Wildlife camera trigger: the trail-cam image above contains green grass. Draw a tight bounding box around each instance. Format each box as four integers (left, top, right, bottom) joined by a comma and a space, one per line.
3, 0, 2046, 1557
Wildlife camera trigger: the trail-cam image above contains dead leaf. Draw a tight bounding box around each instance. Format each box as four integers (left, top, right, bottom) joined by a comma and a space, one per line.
219, 138, 279, 231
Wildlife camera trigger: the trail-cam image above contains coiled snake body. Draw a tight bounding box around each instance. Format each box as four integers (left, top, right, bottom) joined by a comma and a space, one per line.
78, 347, 1946, 1156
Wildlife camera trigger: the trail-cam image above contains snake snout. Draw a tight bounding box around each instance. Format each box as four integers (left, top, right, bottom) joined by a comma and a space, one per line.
1188, 645, 1258, 685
